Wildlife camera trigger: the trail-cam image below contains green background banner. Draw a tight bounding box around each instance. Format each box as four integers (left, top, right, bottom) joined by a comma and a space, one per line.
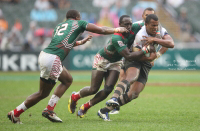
69, 49, 200, 70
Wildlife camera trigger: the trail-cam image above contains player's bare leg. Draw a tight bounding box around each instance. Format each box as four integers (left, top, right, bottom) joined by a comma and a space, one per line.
119, 69, 126, 81
107, 67, 139, 106
42, 67, 73, 122
8, 77, 55, 124
90, 70, 119, 106
79, 70, 119, 119
100, 67, 140, 117
68, 70, 104, 114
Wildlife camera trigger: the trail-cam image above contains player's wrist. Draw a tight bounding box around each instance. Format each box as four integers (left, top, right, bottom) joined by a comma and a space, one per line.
114, 28, 120, 33
75, 40, 82, 46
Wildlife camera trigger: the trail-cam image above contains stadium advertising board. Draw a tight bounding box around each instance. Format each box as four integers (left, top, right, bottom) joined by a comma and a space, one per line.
0, 52, 40, 71
70, 49, 200, 70
0, 51, 70, 71
0, 49, 200, 71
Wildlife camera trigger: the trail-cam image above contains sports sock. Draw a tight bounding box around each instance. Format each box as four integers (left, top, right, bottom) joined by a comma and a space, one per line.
83, 102, 91, 110
117, 93, 130, 106
112, 80, 130, 99
47, 94, 60, 111
14, 102, 27, 117
71, 93, 80, 101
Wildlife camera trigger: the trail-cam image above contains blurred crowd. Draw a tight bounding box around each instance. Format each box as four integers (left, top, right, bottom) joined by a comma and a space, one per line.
160, 0, 199, 42
0, 0, 199, 52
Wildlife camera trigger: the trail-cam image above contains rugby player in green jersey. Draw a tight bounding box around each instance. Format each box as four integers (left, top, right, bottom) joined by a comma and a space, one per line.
99, 14, 174, 121
7, 9, 130, 124
68, 15, 154, 119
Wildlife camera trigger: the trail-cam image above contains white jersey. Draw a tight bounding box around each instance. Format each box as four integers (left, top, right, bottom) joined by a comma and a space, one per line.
133, 25, 168, 57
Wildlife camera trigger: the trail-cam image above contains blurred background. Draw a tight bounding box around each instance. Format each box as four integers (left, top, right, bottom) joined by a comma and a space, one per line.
0, 0, 200, 71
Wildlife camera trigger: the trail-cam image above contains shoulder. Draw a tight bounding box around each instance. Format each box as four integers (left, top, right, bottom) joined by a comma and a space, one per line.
77, 20, 88, 24
112, 33, 125, 40
160, 27, 168, 36
136, 26, 146, 37
132, 20, 144, 27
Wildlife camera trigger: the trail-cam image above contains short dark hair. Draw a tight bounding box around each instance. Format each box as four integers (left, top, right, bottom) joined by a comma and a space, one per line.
145, 14, 158, 24
143, 7, 155, 15
119, 15, 130, 24
66, 9, 80, 19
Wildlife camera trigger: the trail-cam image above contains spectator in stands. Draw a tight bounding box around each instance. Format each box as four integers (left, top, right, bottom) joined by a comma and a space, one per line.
48, 0, 70, 9
35, 0, 51, 10
23, 21, 38, 51
109, 0, 129, 27
178, 7, 194, 42
58, 0, 70, 10
110, 0, 127, 18
30, 0, 57, 22
0, 28, 8, 51
13, 19, 22, 31
97, 7, 113, 27
0, 9, 8, 31
92, 0, 115, 8
1, 26, 24, 51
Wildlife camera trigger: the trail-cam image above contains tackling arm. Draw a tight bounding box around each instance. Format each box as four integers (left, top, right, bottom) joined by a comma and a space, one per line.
119, 46, 151, 61
86, 23, 129, 34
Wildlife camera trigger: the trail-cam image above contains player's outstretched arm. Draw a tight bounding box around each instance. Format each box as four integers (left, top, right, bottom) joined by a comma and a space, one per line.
86, 23, 129, 34
74, 35, 92, 47
141, 35, 174, 48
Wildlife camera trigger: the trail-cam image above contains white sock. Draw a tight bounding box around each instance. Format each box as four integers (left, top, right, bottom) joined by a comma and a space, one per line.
48, 94, 60, 107
16, 102, 27, 111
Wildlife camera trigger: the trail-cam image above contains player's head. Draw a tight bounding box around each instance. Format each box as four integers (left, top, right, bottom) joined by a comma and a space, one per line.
145, 14, 159, 36
66, 9, 81, 20
119, 15, 132, 32
142, 7, 155, 22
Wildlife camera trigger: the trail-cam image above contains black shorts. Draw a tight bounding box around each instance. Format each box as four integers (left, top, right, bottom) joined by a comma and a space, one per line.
123, 60, 152, 85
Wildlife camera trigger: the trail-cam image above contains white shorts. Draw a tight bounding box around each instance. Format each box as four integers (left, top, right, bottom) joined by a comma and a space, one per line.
38, 51, 63, 82
92, 54, 122, 72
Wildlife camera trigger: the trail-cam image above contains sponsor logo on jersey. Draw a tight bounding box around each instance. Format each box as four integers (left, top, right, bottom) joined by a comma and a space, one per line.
117, 41, 124, 47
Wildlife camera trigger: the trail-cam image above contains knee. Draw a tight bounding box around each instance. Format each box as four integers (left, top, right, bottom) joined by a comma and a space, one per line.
126, 77, 138, 85
68, 76, 73, 85
63, 75, 73, 86
104, 85, 114, 95
89, 87, 99, 94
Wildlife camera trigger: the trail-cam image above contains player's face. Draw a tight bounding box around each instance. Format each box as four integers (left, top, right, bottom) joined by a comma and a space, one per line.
146, 19, 159, 36
120, 17, 132, 32
142, 10, 155, 21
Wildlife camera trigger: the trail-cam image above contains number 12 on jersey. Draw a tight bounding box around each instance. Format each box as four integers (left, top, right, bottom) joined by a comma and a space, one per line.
54, 23, 68, 36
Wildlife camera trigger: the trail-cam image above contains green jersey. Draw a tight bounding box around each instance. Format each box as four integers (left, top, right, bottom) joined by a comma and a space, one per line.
98, 33, 128, 62
127, 22, 144, 49
43, 19, 88, 61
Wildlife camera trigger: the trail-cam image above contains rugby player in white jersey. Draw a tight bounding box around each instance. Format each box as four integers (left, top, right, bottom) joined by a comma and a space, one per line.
98, 14, 174, 121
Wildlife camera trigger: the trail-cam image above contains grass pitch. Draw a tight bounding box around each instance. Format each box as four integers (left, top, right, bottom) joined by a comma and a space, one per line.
0, 70, 199, 131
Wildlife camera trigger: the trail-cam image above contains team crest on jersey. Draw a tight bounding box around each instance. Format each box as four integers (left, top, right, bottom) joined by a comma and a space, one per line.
117, 41, 124, 47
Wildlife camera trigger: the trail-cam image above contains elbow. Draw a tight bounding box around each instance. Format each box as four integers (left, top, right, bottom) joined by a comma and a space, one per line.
169, 43, 174, 48
149, 57, 155, 61
124, 56, 132, 61
169, 42, 175, 48
99, 28, 106, 34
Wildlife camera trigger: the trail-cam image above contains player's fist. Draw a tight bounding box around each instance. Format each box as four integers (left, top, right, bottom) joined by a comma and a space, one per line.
114, 27, 129, 33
